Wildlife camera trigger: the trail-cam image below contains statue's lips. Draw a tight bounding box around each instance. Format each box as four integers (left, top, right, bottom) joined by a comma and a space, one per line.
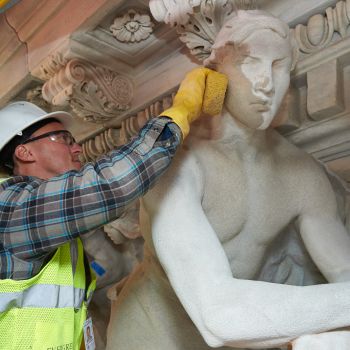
250, 101, 271, 112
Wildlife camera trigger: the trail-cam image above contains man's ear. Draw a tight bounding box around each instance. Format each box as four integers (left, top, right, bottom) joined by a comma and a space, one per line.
14, 144, 35, 163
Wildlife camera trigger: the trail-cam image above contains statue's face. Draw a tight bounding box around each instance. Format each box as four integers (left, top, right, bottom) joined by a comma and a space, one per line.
218, 29, 292, 129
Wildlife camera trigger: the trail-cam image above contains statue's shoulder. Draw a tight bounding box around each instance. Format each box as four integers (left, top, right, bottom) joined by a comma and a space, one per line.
268, 130, 328, 180
270, 130, 312, 161
148, 143, 204, 195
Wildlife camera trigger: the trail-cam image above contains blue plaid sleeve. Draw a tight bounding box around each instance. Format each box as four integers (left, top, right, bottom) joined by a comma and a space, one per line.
0, 117, 181, 279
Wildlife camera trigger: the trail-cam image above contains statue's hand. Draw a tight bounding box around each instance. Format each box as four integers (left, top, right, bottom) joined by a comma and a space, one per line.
292, 330, 350, 350
160, 67, 227, 138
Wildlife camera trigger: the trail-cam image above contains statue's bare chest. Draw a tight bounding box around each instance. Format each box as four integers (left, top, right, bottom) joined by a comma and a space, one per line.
196, 143, 299, 276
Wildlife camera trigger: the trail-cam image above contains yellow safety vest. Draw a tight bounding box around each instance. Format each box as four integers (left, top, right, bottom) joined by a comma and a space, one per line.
0, 238, 96, 350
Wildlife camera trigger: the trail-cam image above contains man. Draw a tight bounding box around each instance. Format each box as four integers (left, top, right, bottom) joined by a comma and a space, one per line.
106, 9, 350, 350
0, 67, 227, 349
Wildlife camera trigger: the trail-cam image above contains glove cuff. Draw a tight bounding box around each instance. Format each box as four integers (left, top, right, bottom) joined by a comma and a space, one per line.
159, 105, 190, 139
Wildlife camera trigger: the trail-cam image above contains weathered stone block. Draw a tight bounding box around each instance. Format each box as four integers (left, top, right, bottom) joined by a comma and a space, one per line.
307, 59, 344, 120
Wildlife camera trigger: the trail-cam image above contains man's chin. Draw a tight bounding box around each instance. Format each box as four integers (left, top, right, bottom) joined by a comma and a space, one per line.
71, 162, 82, 171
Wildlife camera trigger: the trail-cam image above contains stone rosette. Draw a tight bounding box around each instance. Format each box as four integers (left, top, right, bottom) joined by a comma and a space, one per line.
110, 9, 154, 43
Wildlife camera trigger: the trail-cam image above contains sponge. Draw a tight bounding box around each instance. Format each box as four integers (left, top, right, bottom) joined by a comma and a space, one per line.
159, 67, 228, 139
203, 71, 228, 116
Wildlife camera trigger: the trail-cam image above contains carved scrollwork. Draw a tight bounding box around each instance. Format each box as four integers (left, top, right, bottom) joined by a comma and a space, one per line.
294, 0, 350, 54
110, 9, 154, 43
41, 59, 133, 123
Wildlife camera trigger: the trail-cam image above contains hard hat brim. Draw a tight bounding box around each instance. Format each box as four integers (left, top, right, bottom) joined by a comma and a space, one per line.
0, 110, 73, 152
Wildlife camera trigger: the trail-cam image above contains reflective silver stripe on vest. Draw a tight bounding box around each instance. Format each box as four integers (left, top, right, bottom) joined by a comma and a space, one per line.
0, 284, 85, 312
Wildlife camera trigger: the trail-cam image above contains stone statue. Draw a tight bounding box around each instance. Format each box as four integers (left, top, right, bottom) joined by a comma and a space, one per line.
106, 9, 350, 350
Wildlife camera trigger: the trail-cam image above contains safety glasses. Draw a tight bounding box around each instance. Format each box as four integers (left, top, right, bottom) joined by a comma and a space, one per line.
22, 130, 76, 146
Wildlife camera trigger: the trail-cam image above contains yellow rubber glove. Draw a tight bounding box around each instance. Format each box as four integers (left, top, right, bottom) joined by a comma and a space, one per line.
160, 67, 228, 138
0, 0, 10, 9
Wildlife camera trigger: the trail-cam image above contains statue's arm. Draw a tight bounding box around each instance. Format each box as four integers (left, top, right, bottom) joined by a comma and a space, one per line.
143, 154, 350, 349
298, 165, 350, 283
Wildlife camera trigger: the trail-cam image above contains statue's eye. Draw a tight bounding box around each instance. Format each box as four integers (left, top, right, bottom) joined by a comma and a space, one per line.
241, 56, 259, 65
272, 57, 288, 68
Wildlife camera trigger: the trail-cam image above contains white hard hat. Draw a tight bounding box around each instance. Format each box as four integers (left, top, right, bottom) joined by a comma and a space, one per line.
0, 101, 72, 153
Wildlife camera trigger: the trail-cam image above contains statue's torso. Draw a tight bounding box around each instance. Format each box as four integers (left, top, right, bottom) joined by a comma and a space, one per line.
189, 128, 312, 279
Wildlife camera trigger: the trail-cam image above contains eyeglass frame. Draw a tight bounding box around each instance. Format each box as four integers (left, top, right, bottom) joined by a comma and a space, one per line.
21, 130, 77, 146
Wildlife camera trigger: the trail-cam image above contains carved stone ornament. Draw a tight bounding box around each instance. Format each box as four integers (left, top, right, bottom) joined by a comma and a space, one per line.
150, 0, 202, 26
80, 92, 175, 162
149, 0, 258, 61
39, 52, 68, 81
110, 9, 154, 43
80, 127, 120, 162
104, 202, 141, 244
294, 0, 350, 54
119, 93, 174, 144
25, 86, 52, 110
41, 59, 133, 123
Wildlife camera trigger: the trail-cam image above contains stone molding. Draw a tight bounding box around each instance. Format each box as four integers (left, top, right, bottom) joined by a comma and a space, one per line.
110, 9, 154, 43
81, 127, 120, 162
294, 0, 350, 55
80, 92, 175, 162
40, 55, 133, 124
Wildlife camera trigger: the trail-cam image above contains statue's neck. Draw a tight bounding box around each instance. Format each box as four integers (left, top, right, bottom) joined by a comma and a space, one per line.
218, 109, 268, 147
187, 109, 271, 152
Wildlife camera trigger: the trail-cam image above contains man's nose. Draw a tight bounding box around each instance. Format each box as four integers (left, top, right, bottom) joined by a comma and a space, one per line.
71, 142, 82, 154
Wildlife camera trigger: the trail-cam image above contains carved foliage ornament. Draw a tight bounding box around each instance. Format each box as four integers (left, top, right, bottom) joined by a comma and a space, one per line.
42, 59, 133, 123
39, 52, 68, 80
110, 9, 154, 43
150, 0, 202, 26
149, 0, 258, 61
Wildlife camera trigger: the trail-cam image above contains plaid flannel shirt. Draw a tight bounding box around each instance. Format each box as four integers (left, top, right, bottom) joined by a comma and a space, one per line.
0, 117, 181, 280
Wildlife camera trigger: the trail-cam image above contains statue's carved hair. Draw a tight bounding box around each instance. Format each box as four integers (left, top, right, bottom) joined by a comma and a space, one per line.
233, 0, 258, 11
204, 10, 299, 71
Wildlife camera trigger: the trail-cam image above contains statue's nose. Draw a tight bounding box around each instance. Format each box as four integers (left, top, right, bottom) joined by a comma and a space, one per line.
254, 75, 275, 96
